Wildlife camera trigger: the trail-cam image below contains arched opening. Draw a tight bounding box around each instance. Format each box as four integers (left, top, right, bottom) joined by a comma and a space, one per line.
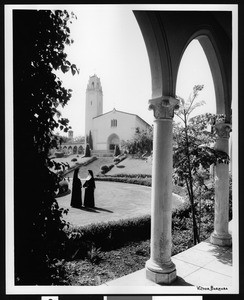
134, 10, 234, 285
107, 133, 120, 151
197, 35, 228, 116
176, 38, 216, 117
68, 146, 72, 155
73, 146, 77, 154
63, 146, 67, 154
78, 145, 84, 154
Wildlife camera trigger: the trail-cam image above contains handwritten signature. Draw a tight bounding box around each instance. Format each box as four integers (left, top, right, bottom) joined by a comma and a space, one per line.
197, 286, 228, 291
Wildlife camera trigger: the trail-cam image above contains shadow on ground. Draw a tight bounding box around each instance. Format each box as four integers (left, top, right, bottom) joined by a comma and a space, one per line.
169, 276, 193, 286
72, 206, 114, 214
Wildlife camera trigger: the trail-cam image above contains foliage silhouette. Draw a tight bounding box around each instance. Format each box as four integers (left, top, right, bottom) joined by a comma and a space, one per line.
173, 85, 230, 244
114, 144, 121, 157
122, 126, 153, 156
13, 9, 78, 284
85, 143, 91, 157
88, 130, 93, 150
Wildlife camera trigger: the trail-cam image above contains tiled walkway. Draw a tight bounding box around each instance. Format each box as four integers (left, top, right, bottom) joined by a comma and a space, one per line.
102, 222, 238, 294
103, 239, 232, 286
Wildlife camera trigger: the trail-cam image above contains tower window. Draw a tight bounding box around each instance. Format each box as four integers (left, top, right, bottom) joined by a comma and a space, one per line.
111, 119, 117, 127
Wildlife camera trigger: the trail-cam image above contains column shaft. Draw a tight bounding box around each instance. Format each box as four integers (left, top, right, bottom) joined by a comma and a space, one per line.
210, 123, 232, 246
146, 96, 178, 284
150, 119, 173, 263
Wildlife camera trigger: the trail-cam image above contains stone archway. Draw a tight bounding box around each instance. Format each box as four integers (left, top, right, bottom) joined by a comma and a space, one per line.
196, 34, 230, 119
63, 146, 67, 154
78, 145, 84, 154
73, 145, 77, 154
134, 10, 233, 284
178, 32, 231, 120
177, 33, 232, 248
107, 133, 120, 151
68, 146, 72, 155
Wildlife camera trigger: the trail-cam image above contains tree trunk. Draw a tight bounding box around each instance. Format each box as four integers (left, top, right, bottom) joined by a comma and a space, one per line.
185, 178, 199, 244
184, 113, 200, 245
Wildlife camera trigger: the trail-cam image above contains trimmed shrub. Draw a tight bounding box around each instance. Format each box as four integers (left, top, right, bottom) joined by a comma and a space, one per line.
71, 158, 77, 162
95, 175, 152, 186
100, 165, 110, 174
65, 215, 151, 259
95, 174, 186, 197
56, 179, 69, 197
55, 151, 64, 158
64, 198, 198, 261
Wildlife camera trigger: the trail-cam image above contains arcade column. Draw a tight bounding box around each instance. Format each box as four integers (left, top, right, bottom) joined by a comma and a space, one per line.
145, 96, 179, 284
210, 122, 232, 246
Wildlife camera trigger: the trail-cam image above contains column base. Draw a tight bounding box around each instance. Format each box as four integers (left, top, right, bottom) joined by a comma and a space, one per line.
145, 259, 177, 284
210, 232, 232, 246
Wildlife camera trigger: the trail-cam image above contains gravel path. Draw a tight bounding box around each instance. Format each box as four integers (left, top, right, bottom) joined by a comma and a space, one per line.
56, 180, 184, 227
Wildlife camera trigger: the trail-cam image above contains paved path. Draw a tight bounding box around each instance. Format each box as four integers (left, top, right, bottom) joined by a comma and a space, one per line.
103, 238, 233, 290
56, 181, 184, 227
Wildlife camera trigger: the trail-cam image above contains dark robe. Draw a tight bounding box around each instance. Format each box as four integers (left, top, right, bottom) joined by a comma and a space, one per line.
83, 177, 95, 208
70, 176, 82, 208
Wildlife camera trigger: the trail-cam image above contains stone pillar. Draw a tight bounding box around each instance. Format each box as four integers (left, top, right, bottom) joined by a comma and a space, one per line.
145, 96, 179, 284
210, 122, 232, 246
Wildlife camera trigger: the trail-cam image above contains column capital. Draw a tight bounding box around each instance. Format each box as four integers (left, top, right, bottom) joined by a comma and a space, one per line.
148, 96, 179, 119
215, 122, 232, 139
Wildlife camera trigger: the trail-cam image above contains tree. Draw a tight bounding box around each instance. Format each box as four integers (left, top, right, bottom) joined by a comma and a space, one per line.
88, 130, 93, 150
13, 10, 78, 284
59, 135, 72, 145
73, 135, 85, 143
122, 127, 153, 156
85, 143, 91, 157
114, 144, 121, 157
173, 85, 229, 245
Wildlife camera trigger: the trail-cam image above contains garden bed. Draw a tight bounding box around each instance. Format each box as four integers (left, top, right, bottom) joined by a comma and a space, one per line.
53, 223, 213, 286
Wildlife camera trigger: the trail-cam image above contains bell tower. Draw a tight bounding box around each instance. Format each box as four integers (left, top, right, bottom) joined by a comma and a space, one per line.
85, 74, 103, 139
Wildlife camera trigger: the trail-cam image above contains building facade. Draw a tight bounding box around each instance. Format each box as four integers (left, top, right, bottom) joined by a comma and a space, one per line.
85, 74, 151, 152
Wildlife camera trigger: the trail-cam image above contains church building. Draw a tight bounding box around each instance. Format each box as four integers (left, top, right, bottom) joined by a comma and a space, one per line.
85, 74, 151, 153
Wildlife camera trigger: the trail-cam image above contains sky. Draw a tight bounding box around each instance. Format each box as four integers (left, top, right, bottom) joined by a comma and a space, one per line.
55, 5, 216, 137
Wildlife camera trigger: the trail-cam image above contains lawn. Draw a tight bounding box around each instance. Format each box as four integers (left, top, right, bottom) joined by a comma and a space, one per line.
51, 154, 202, 286
107, 156, 152, 176
54, 154, 152, 178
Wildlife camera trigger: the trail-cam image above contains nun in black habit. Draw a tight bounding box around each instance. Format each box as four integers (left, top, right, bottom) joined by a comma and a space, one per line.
83, 170, 96, 208
70, 168, 82, 208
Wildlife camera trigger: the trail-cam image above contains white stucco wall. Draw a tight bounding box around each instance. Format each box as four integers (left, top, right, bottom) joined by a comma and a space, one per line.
91, 109, 151, 151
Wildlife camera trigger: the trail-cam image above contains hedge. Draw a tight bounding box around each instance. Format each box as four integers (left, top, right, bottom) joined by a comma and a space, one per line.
64, 215, 151, 260
95, 176, 152, 187
63, 198, 192, 261
95, 174, 186, 196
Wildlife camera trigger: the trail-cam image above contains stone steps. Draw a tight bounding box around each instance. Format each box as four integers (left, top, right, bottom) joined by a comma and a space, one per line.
91, 150, 114, 157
